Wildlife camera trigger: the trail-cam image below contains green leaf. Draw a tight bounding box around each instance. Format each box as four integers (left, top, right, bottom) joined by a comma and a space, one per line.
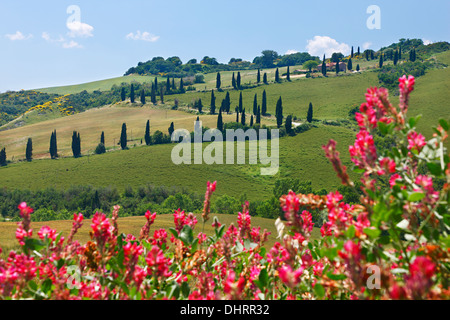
427, 162, 442, 176
24, 238, 46, 252
439, 118, 449, 131
181, 281, 190, 298
167, 284, 180, 300
378, 121, 388, 135
313, 284, 325, 298
408, 192, 425, 202
346, 225, 356, 238
326, 272, 347, 281
168, 228, 179, 240
28, 280, 38, 292
179, 225, 194, 246
364, 227, 381, 239
41, 278, 53, 294
258, 269, 268, 289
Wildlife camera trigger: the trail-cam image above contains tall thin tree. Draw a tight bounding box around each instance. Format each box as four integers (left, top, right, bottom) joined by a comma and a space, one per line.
120, 123, 127, 150
210, 90, 216, 114
145, 120, 151, 146
262, 90, 267, 115
25, 138, 33, 162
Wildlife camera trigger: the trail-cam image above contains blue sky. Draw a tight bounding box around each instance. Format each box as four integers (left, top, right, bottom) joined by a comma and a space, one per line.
1, 0, 449, 92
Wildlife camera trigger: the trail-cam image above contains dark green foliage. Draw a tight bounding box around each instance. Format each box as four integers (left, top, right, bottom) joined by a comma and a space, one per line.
26, 138, 33, 162
160, 88, 164, 104
250, 115, 254, 127
237, 72, 241, 89
145, 120, 151, 146
166, 77, 171, 93
356, 64, 360, 71
196, 98, 203, 113
275, 68, 280, 83
322, 54, 327, 76
263, 73, 268, 84
168, 122, 174, 137
348, 58, 353, 71
276, 97, 283, 128
100, 131, 105, 145
285, 115, 293, 135
379, 54, 384, 68
257, 69, 261, 83
95, 143, 106, 155
210, 90, 216, 114
49, 130, 58, 159
394, 50, 399, 65
130, 84, 135, 103
121, 87, 126, 101
241, 108, 246, 126
217, 109, 223, 132
140, 89, 146, 104
286, 66, 291, 81
307, 102, 313, 123
235, 107, 239, 123
253, 94, 258, 115
150, 86, 157, 104
238, 92, 243, 113
120, 123, 127, 150
179, 78, 185, 93
262, 90, 267, 115
0, 147, 6, 166
256, 106, 261, 124
378, 61, 428, 90
216, 72, 221, 90
71, 131, 81, 158
351, 46, 354, 58
410, 48, 416, 62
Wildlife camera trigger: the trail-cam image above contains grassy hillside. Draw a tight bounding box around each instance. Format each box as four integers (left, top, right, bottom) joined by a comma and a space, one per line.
36, 75, 156, 95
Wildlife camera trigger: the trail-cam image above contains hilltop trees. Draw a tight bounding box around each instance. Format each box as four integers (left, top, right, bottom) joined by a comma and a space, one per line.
276, 97, 283, 128
0, 147, 6, 166
71, 131, 81, 158
49, 130, 58, 159
120, 123, 128, 150
307, 102, 313, 123
410, 48, 417, 62
25, 138, 33, 162
145, 120, 151, 146
394, 50, 399, 65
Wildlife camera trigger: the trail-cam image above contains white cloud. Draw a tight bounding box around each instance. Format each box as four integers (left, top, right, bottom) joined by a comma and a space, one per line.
423, 39, 433, 45
42, 32, 64, 43
62, 40, 83, 49
5, 31, 33, 41
67, 21, 94, 38
126, 31, 160, 42
362, 42, 372, 50
306, 36, 350, 57
285, 49, 299, 55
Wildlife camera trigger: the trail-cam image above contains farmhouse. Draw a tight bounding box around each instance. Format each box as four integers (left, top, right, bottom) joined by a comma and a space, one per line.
317, 62, 347, 72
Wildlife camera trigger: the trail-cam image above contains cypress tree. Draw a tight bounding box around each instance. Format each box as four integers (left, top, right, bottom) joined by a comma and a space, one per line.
160, 88, 164, 104
250, 115, 254, 127
253, 94, 258, 115
365, 50, 370, 61
236, 107, 239, 123
394, 50, 399, 65
166, 77, 171, 93
145, 120, 151, 145
225, 91, 231, 113
179, 78, 185, 93
256, 106, 261, 124
216, 72, 221, 90
130, 84, 135, 103
336, 61, 340, 74
0, 148, 6, 166
72, 131, 81, 158
379, 54, 384, 68
371, 51, 374, 60
26, 138, 33, 162
154, 77, 158, 92
257, 69, 261, 83
77, 132, 81, 157
307, 102, 313, 123
232, 72, 236, 89
351, 46, 354, 58
263, 73, 268, 84
399, 47, 402, 60
100, 131, 105, 145
285, 115, 292, 135
286, 66, 291, 81
276, 97, 283, 128
238, 92, 243, 113
197, 98, 203, 113
237, 72, 241, 89
241, 108, 246, 126
172, 78, 176, 90
150, 86, 156, 104
357, 46, 360, 56
262, 90, 267, 115
168, 122, 174, 137
210, 90, 216, 114
217, 109, 223, 132
140, 89, 146, 104
120, 123, 127, 150
121, 87, 126, 101
348, 58, 353, 71
275, 68, 280, 83
50, 130, 58, 159
356, 64, 360, 71
322, 54, 327, 76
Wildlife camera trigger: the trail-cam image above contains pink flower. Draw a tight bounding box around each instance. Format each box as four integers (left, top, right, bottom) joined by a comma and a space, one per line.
278, 265, 304, 289
90, 212, 114, 248
37, 226, 57, 242
146, 245, 172, 278
389, 173, 403, 188
282, 191, 300, 214
378, 157, 396, 175
407, 131, 426, 152
410, 256, 435, 279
